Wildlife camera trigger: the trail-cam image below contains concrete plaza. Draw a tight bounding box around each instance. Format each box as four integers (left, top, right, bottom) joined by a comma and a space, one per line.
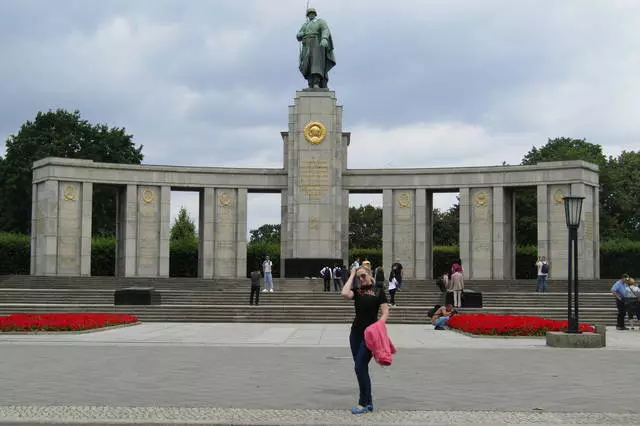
1, 323, 639, 425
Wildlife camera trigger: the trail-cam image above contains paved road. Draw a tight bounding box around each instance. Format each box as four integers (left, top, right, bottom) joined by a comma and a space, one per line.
1, 343, 638, 414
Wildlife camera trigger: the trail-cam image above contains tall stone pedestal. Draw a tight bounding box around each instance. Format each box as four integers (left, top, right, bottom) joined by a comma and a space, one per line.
281, 89, 349, 277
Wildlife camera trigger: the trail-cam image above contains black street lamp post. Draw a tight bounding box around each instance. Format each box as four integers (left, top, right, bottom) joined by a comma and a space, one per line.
563, 195, 585, 334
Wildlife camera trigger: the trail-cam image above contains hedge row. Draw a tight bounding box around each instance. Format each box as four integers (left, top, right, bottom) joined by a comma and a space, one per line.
1, 233, 638, 279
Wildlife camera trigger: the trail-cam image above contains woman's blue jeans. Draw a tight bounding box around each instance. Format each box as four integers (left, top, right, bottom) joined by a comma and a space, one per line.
349, 331, 373, 407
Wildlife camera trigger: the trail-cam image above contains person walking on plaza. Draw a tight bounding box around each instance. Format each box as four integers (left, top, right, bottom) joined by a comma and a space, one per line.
451, 266, 464, 308
535, 256, 550, 293
341, 264, 390, 415
612, 275, 634, 330
262, 256, 274, 293
249, 266, 261, 306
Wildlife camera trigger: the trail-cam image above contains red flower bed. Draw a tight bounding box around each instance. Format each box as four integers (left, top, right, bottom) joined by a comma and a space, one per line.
0, 313, 138, 332
447, 313, 595, 336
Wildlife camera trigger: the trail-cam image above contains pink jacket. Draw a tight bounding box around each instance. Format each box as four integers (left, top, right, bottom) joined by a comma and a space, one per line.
364, 320, 397, 366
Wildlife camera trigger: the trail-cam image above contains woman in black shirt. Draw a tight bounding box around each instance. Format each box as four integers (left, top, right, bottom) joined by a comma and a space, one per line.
341, 265, 390, 414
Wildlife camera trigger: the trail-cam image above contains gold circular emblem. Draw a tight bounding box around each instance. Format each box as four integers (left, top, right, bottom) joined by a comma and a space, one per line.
397, 192, 411, 208
553, 189, 565, 204
63, 185, 77, 201
475, 191, 489, 207
303, 121, 327, 145
219, 192, 232, 207
142, 189, 155, 204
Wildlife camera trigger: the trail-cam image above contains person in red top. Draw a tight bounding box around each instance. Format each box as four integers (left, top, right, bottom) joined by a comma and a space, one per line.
341, 265, 390, 414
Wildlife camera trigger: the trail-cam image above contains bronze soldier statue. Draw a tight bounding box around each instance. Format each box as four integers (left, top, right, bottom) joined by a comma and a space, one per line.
297, 8, 336, 89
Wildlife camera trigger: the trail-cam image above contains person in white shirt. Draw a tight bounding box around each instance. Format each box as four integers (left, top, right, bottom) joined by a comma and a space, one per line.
262, 256, 274, 293
535, 256, 549, 293
321, 265, 333, 292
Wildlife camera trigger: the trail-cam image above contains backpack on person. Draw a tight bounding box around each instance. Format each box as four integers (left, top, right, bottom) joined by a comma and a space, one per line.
541, 263, 549, 274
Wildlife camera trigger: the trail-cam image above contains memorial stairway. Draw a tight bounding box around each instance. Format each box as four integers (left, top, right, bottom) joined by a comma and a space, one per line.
0, 275, 620, 325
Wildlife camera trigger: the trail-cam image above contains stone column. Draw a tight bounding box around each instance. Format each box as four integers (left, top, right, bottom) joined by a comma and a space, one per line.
32, 180, 92, 276
30, 184, 37, 275
593, 186, 600, 279
536, 184, 550, 262
414, 189, 433, 280
382, 189, 417, 278
212, 188, 247, 278
492, 187, 515, 279
235, 188, 248, 278
116, 184, 169, 277
469, 187, 493, 279
116, 184, 137, 277
280, 189, 289, 278
284, 89, 345, 277
571, 183, 598, 279
382, 189, 393, 279
541, 184, 571, 280
341, 189, 350, 266
198, 187, 215, 279
458, 187, 471, 280
80, 182, 93, 276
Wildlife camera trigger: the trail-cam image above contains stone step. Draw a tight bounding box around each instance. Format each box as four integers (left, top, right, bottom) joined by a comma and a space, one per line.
0, 312, 617, 325
0, 275, 617, 292
0, 293, 616, 306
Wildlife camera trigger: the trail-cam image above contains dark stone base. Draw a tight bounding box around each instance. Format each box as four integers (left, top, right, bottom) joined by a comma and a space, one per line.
114, 287, 161, 305
284, 258, 344, 278
446, 290, 483, 308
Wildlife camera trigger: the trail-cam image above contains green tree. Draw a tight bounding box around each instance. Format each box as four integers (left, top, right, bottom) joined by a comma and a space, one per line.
249, 224, 281, 244
433, 202, 459, 246
170, 206, 197, 241
517, 137, 608, 245
603, 151, 640, 240
0, 109, 143, 235
349, 205, 382, 249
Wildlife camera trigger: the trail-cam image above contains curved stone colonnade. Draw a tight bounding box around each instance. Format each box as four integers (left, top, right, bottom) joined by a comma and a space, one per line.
31, 157, 599, 280
30, 90, 600, 280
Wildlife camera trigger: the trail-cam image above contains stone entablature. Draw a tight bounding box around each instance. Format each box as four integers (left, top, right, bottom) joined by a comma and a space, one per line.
31, 90, 600, 280
32, 158, 598, 192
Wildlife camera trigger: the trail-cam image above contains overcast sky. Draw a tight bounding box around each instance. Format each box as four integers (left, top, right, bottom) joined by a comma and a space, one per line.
1, 0, 639, 233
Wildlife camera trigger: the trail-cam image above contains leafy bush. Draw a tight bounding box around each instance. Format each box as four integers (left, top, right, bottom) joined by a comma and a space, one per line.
91, 236, 115, 276
0, 233, 30, 275
170, 238, 198, 277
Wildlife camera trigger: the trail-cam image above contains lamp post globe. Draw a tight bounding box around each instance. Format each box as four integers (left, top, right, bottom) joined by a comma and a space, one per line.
563, 196, 585, 228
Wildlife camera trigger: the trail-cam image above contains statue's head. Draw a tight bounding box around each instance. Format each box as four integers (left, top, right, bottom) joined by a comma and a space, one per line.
306, 8, 317, 19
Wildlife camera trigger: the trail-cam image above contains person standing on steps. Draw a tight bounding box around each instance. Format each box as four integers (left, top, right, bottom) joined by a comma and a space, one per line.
373, 265, 385, 291
450, 266, 464, 308
249, 266, 261, 306
535, 256, 550, 293
341, 265, 390, 415
333, 264, 343, 293
388, 262, 403, 306
321, 265, 333, 292
262, 256, 274, 293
